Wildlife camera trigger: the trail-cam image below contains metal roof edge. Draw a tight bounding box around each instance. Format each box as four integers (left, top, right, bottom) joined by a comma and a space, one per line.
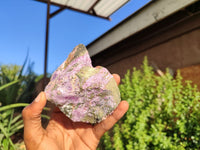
86, 0, 153, 50
87, 0, 198, 57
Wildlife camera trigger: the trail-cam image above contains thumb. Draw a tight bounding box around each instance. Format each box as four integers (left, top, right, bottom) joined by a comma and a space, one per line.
22, 92, 46, 139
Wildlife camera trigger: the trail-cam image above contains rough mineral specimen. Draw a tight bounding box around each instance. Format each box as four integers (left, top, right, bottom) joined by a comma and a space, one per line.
44, 44, 121, 123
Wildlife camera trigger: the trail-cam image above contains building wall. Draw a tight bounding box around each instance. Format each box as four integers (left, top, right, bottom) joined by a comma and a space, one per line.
90, 2, 200, 88
106, 28, 200, 77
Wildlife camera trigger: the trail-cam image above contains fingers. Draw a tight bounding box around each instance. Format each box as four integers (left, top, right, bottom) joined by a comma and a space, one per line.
93, 100, 129, 140
52, 106, 61, 113
95, 66, 120, 85
22, 92, 46, 139
93, 68, 124, 139
112, 74, 120, 85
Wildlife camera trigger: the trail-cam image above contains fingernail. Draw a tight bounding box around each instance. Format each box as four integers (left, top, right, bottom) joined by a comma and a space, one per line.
34, 92, 42, 102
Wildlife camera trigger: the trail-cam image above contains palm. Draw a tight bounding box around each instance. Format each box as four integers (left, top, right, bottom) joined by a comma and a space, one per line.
44, 109, 99, 150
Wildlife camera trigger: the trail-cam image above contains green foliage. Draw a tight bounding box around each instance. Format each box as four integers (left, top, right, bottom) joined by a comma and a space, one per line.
0, 60, 50, 149
100, 57, 200, 149
0, 81, 27, 150
0, 82, 50, 150
0, 106, 25, 150
0, 61, 38, 106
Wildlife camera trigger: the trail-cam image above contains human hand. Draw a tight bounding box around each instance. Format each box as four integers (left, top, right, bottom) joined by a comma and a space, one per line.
22, 74, 129, 150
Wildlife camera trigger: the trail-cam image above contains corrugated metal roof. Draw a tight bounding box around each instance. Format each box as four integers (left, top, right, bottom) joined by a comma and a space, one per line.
51, 0, 96, 11
36, 0, 130, 19
93, 0, 129, 17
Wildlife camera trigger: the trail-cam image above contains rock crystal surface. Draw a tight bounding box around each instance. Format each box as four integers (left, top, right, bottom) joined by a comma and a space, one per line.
45, 44, 121, 123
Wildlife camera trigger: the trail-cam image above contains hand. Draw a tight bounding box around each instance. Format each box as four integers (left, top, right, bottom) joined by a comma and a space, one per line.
22, 74, 129, 150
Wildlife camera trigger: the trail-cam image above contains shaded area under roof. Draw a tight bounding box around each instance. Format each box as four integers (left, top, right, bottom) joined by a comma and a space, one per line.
36, 0, 130, 20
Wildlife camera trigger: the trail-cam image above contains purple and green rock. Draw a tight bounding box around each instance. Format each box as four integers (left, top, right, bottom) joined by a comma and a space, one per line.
44, 44, 121, 124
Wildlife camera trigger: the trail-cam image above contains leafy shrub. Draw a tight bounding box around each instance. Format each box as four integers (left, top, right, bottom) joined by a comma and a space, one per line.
0, 61, 38, 106
0, 81, 29, 150
99, 57, 200, 150
0, 81, 50, 150
0, 61, 50, 149
0, 105, 27, 150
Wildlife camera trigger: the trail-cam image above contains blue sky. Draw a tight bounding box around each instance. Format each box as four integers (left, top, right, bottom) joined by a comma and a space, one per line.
0, 0, 150, 75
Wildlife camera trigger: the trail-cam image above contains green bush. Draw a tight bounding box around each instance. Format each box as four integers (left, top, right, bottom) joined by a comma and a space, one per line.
0, 81, 50, 150
0, 61, 50, 149
0, 61, 38, 106
100, 57, 200, 150
0, 81, 29, 150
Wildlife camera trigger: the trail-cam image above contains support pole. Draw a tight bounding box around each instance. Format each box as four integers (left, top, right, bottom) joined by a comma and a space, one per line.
43, 0, 50, 90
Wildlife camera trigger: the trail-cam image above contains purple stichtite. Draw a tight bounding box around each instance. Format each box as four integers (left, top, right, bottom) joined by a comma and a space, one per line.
45, 44, 121, 124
